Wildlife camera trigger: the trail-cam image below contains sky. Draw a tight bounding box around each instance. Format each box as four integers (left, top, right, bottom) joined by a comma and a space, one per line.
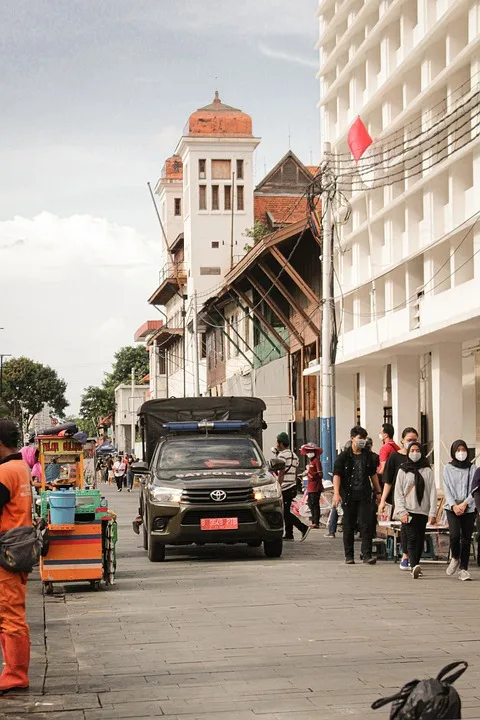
0, 0, 319, 414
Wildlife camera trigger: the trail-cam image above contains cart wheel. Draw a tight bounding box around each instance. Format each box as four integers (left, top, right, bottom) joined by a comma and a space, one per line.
90, 580, 101, 591
44, 582, 54, 596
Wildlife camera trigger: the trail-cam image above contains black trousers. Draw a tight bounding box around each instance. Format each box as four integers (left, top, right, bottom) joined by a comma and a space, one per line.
342, 497, 373, 560
446, 510, 476, 570
404, 513, 428, 568
115, 475, 124, 491
283, 487, 308, 538
307, 492, 321, 526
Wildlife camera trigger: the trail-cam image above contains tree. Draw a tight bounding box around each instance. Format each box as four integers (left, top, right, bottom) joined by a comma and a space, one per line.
242, 221, 270, 251
79, 385, 115, 431
106, 346, 150, 387
2, 357, 68, 429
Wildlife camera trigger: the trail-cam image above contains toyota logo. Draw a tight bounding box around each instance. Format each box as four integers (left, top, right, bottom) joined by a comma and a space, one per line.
210, 489, 227, 502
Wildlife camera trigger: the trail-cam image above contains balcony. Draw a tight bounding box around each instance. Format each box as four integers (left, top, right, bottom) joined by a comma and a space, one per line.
148, 261, 187, 306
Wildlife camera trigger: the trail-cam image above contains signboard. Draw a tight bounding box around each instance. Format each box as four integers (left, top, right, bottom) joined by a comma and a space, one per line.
40, 438, 83, 455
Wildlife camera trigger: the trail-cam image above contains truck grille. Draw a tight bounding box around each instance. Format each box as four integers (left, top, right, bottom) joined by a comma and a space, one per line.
181, 509, 255, 526
182, 487, 254, 504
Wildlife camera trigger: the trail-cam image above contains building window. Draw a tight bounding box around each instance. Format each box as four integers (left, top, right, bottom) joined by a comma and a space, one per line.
224, 185, 231, 211
236, 159, 244, 179
199, 185, 207, 210
212, 184, 219, 211
174, 198, 181, 216
237, 185, 244, 211
199, 159, 206, 179
212, 241, 219, 249
212, 159, 231, 179
201, 333, 207, 359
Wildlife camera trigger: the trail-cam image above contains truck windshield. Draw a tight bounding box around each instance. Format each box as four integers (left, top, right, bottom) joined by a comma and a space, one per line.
157, 437, 263, 472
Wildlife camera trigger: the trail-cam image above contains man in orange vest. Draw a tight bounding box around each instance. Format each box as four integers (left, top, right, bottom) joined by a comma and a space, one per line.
0, 420, 32, 695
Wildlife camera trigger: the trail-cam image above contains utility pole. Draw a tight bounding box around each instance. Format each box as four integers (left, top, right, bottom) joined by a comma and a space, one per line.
230, 171, 236, 269
320, 143, 336, 477
0, 354, 12, 400
131, 367, 135, 455
192, 291, 201, 397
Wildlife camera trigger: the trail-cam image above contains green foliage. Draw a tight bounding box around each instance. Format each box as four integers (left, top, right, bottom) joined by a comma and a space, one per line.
2, 357, 68, 428
106, 346, 150, 388
242, 220, 270, 245
79, 385, 115, 430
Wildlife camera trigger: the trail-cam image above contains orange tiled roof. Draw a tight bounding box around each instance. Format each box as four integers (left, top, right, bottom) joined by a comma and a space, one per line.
254, 196, 309, 227
162, 155, 183, 180
306, 166, 320, 176
187, 92, 253, 138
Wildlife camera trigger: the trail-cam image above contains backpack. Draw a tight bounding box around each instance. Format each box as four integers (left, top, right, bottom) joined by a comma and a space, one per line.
0, 526, 43, 573
372, 661, 468, 719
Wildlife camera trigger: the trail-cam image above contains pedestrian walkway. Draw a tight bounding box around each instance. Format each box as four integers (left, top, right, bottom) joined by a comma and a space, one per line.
3, 485, 480, 719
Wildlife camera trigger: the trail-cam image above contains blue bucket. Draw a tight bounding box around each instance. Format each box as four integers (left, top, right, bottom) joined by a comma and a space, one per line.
49, 489, 76, 526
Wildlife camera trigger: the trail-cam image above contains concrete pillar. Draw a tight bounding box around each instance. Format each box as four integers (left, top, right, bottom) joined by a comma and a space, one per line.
391, 356, 420, 441
359, 366, 384, 437
335, 373, 356, 451
431, 343, 463, 487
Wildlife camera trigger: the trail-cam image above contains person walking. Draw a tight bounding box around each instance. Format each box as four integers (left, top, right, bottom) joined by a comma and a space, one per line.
0, 420, 33, 694
126, 455, 135, 492
300, 443, 323, 529
394, 441, 437, 579
333, 426, 382, 565
443, 440, 476, 581
112, 455, 127, 492
377, 423, 400, 478
273, 433, 309, 542
378, 427, 419, 570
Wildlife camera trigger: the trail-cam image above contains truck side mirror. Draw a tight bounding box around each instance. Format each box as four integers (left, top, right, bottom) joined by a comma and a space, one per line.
131, 461, 150, 475
269, 458, 286, 473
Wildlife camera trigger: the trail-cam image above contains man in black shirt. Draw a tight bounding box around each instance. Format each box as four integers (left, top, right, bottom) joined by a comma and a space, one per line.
333, 426, 382, 565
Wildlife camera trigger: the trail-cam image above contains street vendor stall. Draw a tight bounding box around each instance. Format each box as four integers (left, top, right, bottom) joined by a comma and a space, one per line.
37, 435, 118, 593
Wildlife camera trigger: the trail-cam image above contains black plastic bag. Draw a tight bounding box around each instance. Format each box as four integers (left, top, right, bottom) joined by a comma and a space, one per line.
372, 661, 468, 719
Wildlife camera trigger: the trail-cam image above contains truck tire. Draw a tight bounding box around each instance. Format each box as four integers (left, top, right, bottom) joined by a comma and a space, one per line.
148, 536, 166, 562
142, 521, 148, 550
263, 539, 283, 558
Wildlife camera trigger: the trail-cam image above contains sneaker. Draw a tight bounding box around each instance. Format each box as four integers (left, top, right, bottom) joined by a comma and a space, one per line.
324, 532, 335, 538
446, 558, 460, 576
412, 565, 421, 579
399, 558, 410, 571
283, 536, 294, 542
345, 558, 355, 565
363, 556, 377, 565
458, 569, 471, 581
299, 527, 311, 543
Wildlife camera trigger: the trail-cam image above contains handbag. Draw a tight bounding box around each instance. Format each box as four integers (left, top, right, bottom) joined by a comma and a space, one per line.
0, 526, 43, 573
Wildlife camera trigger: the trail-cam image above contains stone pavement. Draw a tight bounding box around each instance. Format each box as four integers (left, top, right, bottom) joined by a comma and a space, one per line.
2, 485, 480, 720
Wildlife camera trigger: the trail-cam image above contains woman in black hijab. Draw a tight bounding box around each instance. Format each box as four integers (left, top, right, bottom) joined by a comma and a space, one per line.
394, 441, 437, 579
443, 440, 476, 581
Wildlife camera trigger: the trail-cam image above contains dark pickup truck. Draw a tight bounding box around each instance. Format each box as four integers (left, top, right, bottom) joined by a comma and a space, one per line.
132, 397, 285, 562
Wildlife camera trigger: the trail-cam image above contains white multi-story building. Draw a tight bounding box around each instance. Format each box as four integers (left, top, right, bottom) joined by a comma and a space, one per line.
147, 93, 260, 398
312, 0, 480, 481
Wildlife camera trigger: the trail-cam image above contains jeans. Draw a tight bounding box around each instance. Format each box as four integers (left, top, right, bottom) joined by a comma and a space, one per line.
307, 492, 321, 526
328, 506, 339, 534
446, 510, 476, 570
283, 487, 308, 538
404, 513, 428, 567
342, 497, 373, 560
127, 471, 134, 490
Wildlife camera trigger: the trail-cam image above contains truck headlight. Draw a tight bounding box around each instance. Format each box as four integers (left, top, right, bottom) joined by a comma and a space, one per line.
254, 481, 281, 501
150, 486, 183, 504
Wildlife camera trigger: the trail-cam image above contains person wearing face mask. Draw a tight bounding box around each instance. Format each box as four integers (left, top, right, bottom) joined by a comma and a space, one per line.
394, 441, 437, 579
377, 423, 400, 478
378, 427, 419, 571
300, 443, 324, 529
333, 426, 382, 565
443, 440, 476, 581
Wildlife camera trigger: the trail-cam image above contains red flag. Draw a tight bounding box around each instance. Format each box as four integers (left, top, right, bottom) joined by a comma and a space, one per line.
348, 117, 373, 162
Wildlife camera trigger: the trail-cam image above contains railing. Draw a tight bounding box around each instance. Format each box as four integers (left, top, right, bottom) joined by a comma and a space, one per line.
158, 261, 186, 286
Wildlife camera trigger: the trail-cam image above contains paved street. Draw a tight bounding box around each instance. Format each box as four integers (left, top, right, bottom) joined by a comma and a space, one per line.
3, 485, 480, 720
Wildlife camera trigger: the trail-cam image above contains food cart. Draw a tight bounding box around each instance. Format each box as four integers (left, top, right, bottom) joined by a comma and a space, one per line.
37, 436, 117, 593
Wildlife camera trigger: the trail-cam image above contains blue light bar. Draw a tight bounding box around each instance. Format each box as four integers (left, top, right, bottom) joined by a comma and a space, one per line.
162, 421, 248, 433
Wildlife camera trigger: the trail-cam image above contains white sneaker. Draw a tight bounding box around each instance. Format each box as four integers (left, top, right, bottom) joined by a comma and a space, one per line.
458, 569, 471, 581
446, 558, 460, 576
412, 565, 421, 579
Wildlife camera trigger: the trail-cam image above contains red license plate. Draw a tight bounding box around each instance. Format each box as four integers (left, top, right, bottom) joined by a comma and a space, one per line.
200, 518, 239, 531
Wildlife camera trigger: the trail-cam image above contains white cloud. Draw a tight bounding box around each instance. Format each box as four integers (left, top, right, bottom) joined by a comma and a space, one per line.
0, 212, 161, 412
258, 42, 318, 68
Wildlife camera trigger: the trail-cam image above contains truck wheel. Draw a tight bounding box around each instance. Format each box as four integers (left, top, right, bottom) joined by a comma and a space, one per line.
142, 521, 148, 550
263, 539, 283, 558
148, 537, 166, 562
